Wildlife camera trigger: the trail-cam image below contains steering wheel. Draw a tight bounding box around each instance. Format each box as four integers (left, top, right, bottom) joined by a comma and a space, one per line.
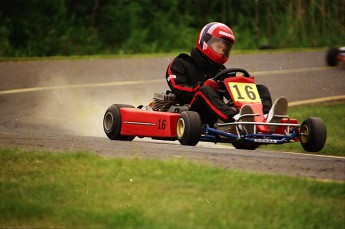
213, 68, 250, 82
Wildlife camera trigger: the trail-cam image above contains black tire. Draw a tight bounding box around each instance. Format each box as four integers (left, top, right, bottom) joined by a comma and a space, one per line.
103, 104, 135, 141
176, 111, 202, 146
326, 47, 339, 66
232, 142, 260, 150
300, 117, 326, 152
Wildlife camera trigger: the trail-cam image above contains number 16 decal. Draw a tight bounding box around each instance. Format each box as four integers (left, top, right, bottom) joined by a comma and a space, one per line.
158, 119, 166, 130
228, 82, 261, 103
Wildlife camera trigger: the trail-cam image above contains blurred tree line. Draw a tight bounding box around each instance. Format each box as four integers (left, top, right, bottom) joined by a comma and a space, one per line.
0, 0, 344, 57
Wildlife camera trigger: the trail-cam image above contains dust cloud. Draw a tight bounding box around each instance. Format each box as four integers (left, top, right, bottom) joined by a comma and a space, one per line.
32, 74, 162, 138
31, 77, 102, 137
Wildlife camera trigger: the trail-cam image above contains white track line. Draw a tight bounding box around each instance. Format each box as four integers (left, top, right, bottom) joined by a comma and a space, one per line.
0, 79, 163, 95
289, 95, 345, 106
252, 66, 332, 76
0, 66, 335, 95
272, 150, 345, 160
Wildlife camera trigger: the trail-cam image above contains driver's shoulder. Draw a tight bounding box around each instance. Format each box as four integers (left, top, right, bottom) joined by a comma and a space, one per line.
176, 53, 191, 60
171, 53, 194, 68
174, 53, 193, 64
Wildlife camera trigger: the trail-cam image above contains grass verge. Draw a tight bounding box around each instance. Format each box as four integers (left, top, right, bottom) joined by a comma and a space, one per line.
0, 148, 344, 228
263, 102, 345, 156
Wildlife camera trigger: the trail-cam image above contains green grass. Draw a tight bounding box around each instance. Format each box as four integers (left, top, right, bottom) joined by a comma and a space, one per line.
263, 102, 345, 156
0, 148, 344, 228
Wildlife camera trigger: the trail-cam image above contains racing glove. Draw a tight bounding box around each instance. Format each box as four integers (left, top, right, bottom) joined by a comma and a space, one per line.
203, 79, 219, 90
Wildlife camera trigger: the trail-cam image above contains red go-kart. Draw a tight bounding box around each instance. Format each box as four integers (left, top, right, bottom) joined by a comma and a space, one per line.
326, 47, 345, 66
103, 68, 326, 152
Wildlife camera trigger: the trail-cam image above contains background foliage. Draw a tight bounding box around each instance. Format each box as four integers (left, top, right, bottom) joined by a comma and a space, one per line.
0, 0, 344, 57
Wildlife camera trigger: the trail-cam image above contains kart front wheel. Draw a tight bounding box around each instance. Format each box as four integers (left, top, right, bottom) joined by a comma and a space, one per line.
103, 104, 135, 141
176, 111, 202, 146
300, 117, 326, 152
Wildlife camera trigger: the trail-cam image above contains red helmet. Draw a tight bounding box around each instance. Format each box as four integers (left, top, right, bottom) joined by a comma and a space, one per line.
196, 22, 235, 65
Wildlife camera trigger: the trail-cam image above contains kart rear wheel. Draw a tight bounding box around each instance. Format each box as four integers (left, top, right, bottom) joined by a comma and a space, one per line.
103, 104, 135, 141
326, 47, 339, 66
176, 111, 202, 146
300, 117, 326, 152
232, 142, 260, 150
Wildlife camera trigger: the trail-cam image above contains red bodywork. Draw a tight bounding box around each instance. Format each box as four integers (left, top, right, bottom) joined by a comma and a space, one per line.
339, 54, 345, 63
276, 118, 299, 137
224, 75, 299, 136
224, 76, 270, 133
120, 108, 179, 138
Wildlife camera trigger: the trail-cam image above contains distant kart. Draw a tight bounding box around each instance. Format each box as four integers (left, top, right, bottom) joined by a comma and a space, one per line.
326, 47, 345, 66
103, 68, 326, 152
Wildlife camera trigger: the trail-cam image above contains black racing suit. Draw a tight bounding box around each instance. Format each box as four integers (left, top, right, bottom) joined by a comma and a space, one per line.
165, 48, 272, 126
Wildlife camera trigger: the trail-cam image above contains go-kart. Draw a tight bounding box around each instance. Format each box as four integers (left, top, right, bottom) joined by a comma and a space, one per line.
103, 68, 326, 152
326, 47, 345, 66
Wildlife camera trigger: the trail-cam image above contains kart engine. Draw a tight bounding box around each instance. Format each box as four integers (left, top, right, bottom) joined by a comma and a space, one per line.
152, 92, 176, 111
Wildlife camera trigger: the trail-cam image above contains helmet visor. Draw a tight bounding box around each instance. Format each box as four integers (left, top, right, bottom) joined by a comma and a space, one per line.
207, 37, 233, 57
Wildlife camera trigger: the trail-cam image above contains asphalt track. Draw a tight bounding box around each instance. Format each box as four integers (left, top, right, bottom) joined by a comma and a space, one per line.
0, 50, 344, 181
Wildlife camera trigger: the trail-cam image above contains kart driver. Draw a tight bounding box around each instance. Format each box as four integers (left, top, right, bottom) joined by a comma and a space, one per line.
165, 22, 287, 131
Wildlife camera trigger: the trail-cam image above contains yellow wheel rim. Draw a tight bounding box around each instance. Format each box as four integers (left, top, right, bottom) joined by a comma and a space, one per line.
177, 118, 185, 139
300, 125, 309, 143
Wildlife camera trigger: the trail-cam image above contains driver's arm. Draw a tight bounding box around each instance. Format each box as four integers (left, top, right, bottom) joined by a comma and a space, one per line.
166, 59, 201, 105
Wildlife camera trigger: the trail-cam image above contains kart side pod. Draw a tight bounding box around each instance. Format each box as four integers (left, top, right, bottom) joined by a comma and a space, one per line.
119, 107, 180, 138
